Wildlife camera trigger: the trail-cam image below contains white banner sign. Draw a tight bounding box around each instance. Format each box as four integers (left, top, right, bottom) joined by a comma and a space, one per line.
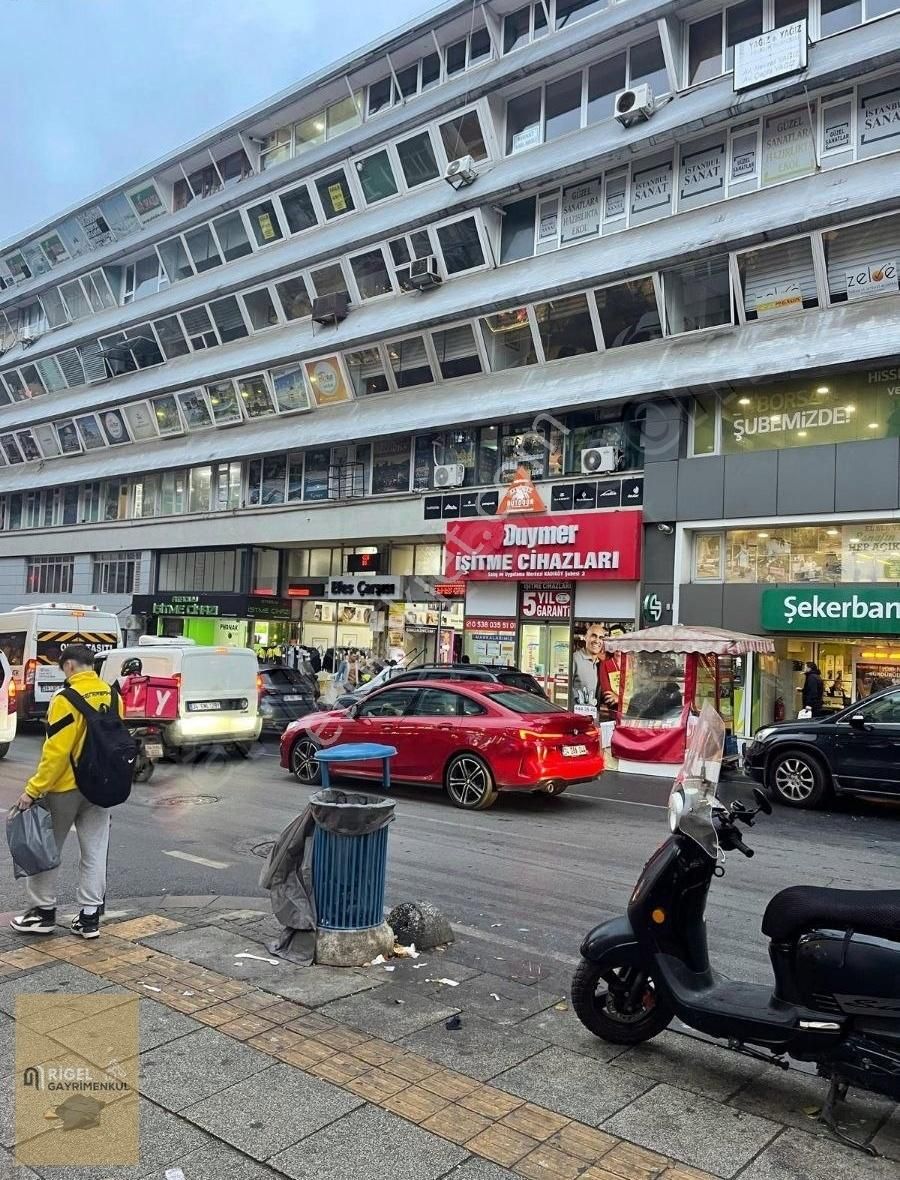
630, 162, 673, 215
761, 109, 816, 186
859, 86, 900, 147
734, 20, 807, 91
679, 144, 725, 201
755, 283, 803, 319
846, 260, 899, 302
560, 179, 602, 243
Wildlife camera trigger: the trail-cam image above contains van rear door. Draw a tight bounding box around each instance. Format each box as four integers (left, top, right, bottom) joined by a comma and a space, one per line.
179, 650, 260, 741
33, 615, 120, 710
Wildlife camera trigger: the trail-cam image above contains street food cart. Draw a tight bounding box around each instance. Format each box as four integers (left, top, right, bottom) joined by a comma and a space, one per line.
604, 625, 775, 777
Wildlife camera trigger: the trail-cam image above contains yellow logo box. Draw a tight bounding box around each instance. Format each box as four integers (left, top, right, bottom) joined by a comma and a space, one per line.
15, 993, 139, 1167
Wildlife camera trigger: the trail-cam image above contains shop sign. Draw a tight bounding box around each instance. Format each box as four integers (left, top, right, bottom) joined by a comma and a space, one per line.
733, 21, 807, 91
859, 85, 900, 148
445, 511, 642, 581
729, 131, 758, 183
630, 162, 672, 215
325, 576, 402, 600
761, 109, 816, 186
464, 616, 516, 633
435, 582, 466, 598
678, 144, 725, 201
511, 124, 542, 153
642, 593, 663, 625
762, 587, 900, 635
521, 586, 572, 620
245, 596, 292, 621
126, 182, 166, 223
846, 260, 898, 302
560, 178, 602, 244
134, 592, 291, 621
755, 282, 803, 318
498, 466, 545, 514
76, 205, 115, 249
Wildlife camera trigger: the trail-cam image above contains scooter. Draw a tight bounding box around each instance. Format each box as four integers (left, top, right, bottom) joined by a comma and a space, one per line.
572, 705, 900, 1155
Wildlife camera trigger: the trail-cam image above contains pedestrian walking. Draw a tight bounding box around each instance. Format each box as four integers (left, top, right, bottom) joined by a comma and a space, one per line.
10, 644, 132, 940
801, 661, 825, 717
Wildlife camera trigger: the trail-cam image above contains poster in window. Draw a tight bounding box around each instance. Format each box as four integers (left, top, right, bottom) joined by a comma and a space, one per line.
304, 447, 331, 502
604, 174, 627, 221
100, 408, 130, 446
822, 102, 852, 154
560, 178, 602, 244
372, 438, 412, 495
126, 182, 166, 223
304, 356, 352, 406
845, 260, 898, 302
694, 535, 723, 580
755, 281, 803, 318
629, 162, 673, 216
842, 523, 900, 582
272, 365, 311, 413
76, 205, 115, 249
729, 131, 758, 182
537, 195, 559, 247
152, 395, 182, 435
15, 431, 40, 462
56, 420, 81, 455
571, 620, 634, 722
761, 109, 815, 186
39, 234, 68, 266
75, 414, 106, 450
679, 143, 725, 201
327, 182, 347, 213
858, 85, 900, 148
511, 124, 542, 153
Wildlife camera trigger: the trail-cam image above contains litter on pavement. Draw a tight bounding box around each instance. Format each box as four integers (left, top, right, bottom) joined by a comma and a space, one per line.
393, 942, 420, 958
234, 952, 280, 965
426, 977, 459, 986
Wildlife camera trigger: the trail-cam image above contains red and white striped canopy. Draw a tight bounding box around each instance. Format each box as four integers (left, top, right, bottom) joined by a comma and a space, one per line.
605, 625, 774, 656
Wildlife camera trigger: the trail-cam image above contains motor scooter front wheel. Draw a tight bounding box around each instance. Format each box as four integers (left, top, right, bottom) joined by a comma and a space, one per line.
571, 955, 672, 1044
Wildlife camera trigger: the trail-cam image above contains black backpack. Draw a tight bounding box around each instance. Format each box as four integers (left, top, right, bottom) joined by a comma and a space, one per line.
61, 685, 136, 807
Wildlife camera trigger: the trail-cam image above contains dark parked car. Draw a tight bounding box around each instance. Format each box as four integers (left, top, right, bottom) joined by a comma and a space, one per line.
743, 683, 900, 808
334, 664, 547, 709
257, 664, 318, 733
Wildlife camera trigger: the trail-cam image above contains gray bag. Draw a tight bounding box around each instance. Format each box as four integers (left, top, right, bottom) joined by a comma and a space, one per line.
6, 803, 61, 879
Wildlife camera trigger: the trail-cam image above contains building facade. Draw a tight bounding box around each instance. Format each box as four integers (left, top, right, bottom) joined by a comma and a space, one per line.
2, 0, 900, 731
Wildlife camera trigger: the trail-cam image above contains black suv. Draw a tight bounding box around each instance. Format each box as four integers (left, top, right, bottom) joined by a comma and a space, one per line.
743, 683, 900, 808
335, 664, 546, 709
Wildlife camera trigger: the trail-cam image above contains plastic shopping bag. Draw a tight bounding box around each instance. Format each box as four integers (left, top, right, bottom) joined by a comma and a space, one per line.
6, 803, 60, 879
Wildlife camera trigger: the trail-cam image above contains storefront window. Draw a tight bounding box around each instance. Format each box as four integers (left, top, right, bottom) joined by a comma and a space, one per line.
693, 523, 900, 583
622, 652, 686, 722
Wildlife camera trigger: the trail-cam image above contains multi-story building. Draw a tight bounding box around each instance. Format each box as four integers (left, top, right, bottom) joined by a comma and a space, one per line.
2, 0, 900, 737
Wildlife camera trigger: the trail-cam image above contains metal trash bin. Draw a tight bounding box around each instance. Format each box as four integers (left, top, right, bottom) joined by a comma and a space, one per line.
310, 789, 395, 931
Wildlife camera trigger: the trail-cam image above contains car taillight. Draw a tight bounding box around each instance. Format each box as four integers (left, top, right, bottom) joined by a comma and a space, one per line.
256, 675, 264, 698
7, 679, 17, 713
24, 660, 36, 687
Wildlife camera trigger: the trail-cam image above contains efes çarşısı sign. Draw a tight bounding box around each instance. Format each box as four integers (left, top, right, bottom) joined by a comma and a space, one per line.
444, 511, 641, 581
762, 587, 900, 634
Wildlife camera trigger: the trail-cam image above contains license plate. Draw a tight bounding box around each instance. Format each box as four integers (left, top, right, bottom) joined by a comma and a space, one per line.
187, 701, 222, 711
144, 743, 163, 759
284, 695, 305, 703
562, 744, 589, 757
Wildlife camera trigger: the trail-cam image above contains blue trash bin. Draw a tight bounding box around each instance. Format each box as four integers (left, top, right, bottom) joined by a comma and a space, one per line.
310, 788, 395, 931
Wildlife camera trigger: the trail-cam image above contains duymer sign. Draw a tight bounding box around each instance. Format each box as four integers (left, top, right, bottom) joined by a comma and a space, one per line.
762, 587, 900, 634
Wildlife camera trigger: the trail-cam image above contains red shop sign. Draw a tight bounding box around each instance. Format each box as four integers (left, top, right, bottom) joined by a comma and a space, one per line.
521, 587, 572, 619
445, 511, 642, 581
464, 616, 517, 633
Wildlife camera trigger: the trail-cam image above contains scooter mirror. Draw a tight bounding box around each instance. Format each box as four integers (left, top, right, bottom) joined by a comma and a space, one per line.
752, 787, 773, 815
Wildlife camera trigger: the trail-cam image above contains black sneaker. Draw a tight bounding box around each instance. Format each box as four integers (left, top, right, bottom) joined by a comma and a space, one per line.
10, 907, 56, 935
71, 910, 100, 940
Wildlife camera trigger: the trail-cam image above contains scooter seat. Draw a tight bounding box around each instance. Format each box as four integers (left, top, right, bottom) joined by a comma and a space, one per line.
763, 886, 900, 942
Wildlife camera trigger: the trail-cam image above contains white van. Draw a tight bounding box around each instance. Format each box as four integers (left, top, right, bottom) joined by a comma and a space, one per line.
0, 603, 121, 720
0, 650, 18, 757
100, 638, 262, 752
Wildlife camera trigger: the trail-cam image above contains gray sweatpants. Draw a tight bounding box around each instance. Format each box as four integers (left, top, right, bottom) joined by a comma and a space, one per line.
24, 790, 110, 910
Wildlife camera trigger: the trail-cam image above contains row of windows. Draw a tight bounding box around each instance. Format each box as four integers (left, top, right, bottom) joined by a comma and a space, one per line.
3, 204, 897, 469
692, 524, 900, 584
0, 208, 490, 410
0, 104, 492, 352
22, 552, 141, 596
0, 404, 641, 529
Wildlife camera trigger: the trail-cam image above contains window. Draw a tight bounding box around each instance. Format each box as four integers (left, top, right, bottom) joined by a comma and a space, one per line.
503, 3, 546, 52
439, 112, 488, 162
822, 213, 900, 304
122, 401, 158, 441
26, 556, 74, 595
858, 689, 900, 723
367, 76, 397, 116
181, 305, 218, 350
275, 274, 312, 321
545, 72, 583, 141
387, 336, 433, 387
152, 394, 183, 436
413, 688, 465, 716
396, 132, 439, 187
480, 308, 538, 369
507, 89, 542, 153
535, 293, 597, 359
663, 256, 733, 333
242, 286, 279, 330
587, 53, 626, 123
60, 279, 91, 321
372, 438, 411, 493
188, 466, 212, 514
280, 185, 318, 233
491, 690, 564, 714
726, 1, 763, 68
262, 456, 287, 505
124, 253, 166, 303
158, 237, 193, 283
213, 211, 253, 262
206, 379, 242, 425
311, 263, 349, 300
820, 0, 862, 34
346, 348, 390, 397
92, 551, 140, 595
246, 199, 284, 247
355, 150, 398, 204
178, 390, 214, 431
185, 224, 222, 273
629, 35, 669, 93
557, 0, 608, 26
500, 196, 538, 264
688, 13, 724, 85
154, 315, 190, 359
359, 686, 418, 717
316, 170, 355, 219
327, 93, 363, 137
737, 238, 819, 320
40, 287, 69, 328
436, 217, 484, 273
350, 249, 393, 299
431, 324, 482, 379
210, 296, 249, 344
594, 278, 662, 347
75, 414, 106, 450
293, 112, 326, 155
270, 364, 310, 413
260, 127, 291, 170
238, 374, 276, 418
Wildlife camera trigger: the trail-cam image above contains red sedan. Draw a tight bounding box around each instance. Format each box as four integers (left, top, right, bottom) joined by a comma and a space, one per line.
280, 679, 604, 810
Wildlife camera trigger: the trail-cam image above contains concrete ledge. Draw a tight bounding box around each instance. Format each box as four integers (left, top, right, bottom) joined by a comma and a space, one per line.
315, 921, 394, 968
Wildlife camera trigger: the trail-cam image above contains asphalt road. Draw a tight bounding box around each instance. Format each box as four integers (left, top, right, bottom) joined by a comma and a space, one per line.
1, 731, 897, 984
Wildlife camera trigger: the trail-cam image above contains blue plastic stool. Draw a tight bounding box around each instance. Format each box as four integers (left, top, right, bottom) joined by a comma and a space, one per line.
314, 743, 397, 789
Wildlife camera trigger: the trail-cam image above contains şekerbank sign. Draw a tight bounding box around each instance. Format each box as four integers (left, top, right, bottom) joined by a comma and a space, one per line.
762, 587, 900, 634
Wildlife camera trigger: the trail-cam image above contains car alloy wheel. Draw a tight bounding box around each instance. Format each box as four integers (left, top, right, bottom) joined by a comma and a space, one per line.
771, 753, 826, 808
291, 737, 321, 785
445, 754, 497, 810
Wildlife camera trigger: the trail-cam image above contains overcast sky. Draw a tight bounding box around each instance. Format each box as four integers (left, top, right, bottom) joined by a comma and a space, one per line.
1, 0, 438, 243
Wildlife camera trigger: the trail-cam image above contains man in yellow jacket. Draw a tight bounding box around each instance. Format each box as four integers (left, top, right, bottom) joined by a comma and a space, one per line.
10, 644, 117, 940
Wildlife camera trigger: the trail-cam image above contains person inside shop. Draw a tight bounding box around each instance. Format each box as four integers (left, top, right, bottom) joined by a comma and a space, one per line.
801, 661, 825, 716
346, 649, 361, 690
571, 623, 619, 721
828, 671, 849, 707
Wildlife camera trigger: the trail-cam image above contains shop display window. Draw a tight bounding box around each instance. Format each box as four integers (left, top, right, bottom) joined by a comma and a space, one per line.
622, 652, 687, 723
693, 523, 900, 583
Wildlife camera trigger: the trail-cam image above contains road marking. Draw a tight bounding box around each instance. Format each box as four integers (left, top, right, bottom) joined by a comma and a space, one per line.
163, 850, 231, 870
569, 793, 666, 809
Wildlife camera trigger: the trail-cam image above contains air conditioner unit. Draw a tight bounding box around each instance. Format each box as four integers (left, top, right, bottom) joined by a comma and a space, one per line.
406, 256, 442, 291
614, 84, 655, 127
581, 446, 618, 475
444, 155, 478, 188
434, 463, 465, 488
312, 291, 350, 325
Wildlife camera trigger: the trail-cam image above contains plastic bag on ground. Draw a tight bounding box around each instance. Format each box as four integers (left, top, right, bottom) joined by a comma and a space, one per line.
6, 803, 61, 879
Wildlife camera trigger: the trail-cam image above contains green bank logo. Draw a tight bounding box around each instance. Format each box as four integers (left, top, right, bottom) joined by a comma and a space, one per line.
762, 587, 900, 634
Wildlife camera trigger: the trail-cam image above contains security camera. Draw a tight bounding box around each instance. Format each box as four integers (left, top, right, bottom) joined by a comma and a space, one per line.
656, 523, 674, 535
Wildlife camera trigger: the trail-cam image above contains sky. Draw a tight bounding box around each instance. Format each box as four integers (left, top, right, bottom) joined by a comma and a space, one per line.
0, 0, 439, 243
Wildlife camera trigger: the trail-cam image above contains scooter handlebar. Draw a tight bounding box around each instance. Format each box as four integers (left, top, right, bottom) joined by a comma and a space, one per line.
730, 833, 754, 857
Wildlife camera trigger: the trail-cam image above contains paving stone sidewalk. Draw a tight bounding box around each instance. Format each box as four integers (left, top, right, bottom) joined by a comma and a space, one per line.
0, 897, 896, 1180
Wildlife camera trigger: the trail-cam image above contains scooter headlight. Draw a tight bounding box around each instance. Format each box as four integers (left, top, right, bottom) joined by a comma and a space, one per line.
668, 789, 685, 834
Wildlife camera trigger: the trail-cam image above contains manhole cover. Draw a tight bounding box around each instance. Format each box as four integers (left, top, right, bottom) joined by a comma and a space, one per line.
251, 841, 275, 859
231, 836, 277, 857
152, 795, 220, 807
